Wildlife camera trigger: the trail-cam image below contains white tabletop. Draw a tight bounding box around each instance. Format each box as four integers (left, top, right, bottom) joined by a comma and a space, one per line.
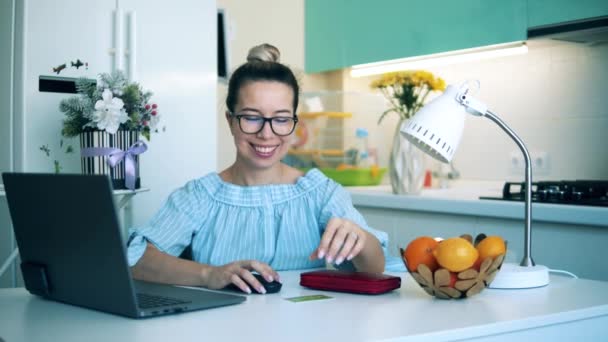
0, 271, 607, 341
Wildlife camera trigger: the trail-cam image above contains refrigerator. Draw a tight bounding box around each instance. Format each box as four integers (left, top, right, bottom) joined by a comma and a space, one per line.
0, 0, 218, 287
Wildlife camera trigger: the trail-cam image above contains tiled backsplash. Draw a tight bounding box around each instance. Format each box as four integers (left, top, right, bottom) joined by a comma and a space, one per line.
343, 39, 608, 181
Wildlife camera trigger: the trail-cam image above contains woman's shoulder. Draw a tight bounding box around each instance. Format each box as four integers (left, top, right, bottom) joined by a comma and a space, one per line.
184, 172, 224, 195
291, 168, 345, 200
296, 167, 331, 188
163, 172, 222, 201
175, 168, 340, 206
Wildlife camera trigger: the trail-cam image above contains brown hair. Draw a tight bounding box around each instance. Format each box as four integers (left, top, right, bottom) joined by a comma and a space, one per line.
226, 43, 300, 114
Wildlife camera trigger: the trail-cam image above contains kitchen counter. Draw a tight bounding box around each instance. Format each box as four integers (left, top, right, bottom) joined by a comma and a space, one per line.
348, 182, 607, 227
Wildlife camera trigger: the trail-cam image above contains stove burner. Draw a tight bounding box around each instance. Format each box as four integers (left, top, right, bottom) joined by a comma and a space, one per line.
480, 180, 608, 207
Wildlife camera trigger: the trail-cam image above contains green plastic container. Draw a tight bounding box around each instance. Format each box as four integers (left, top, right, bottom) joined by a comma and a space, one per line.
319, 167, 387, 186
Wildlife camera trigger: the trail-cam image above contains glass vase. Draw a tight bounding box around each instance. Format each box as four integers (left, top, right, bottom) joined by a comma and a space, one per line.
389, 119, 424, 195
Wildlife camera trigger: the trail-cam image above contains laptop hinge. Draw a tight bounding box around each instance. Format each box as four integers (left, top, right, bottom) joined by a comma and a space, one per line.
21, 262, 51, 296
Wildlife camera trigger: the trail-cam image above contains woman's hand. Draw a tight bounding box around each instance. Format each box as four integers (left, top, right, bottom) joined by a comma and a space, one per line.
309, 217, 367, 266
203, 260, 280, 294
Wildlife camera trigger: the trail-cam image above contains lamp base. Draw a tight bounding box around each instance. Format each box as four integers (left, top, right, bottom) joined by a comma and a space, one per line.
488, 263, 550, 289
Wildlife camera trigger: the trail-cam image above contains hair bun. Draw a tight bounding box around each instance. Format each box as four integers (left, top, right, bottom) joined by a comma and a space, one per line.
247, 43, 281, 63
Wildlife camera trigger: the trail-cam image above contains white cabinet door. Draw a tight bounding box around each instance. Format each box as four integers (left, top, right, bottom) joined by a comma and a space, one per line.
15, 0, 116, 174
3, 0, 117, 288
115, 0, 217, 225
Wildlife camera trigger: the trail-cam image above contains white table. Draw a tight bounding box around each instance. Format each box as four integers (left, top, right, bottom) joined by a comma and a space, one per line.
0, 187, 149, 286
0, 271, 607, 341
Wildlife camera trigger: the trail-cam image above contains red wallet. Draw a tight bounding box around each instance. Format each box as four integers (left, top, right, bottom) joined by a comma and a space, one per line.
300, 270, 401, 295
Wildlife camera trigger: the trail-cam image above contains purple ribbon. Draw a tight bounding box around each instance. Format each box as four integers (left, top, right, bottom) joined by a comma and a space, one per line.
81, 140, 148, 190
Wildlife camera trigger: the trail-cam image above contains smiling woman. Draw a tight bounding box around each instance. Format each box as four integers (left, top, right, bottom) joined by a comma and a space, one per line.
225, 80, 298, 176
127, 43, 390, 295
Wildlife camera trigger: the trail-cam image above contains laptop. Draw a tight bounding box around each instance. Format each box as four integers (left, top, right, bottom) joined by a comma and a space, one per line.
2, 172, 245, 318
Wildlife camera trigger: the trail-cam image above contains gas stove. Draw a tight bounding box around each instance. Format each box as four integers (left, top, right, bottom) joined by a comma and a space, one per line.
480, 180, 608, 207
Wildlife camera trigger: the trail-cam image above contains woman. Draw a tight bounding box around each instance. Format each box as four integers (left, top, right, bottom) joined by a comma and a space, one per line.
128, 44, 388, 294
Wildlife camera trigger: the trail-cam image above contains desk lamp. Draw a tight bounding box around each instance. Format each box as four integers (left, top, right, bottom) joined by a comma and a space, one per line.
401, 82, 549, 289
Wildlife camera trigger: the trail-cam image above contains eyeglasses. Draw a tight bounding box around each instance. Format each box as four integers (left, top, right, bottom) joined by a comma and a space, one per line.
231, 113, 298, 136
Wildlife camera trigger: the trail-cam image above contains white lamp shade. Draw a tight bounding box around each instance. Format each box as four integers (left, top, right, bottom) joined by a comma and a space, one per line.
400, 85, 466, 163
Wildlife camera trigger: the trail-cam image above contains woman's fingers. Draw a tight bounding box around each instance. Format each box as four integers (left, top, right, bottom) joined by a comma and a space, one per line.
347, 233, 365, 261
335, 231, 359, 264
326, 225, 349, 263
230, 273, 251, 294
249, 260, 280, 283
238, 268, 266, 294
212, 260, 279, 294
316, 218, 366, 265
316, 218, 339, 259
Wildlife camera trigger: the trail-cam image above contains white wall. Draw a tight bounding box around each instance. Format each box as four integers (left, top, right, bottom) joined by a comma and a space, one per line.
344, 39, 608, 181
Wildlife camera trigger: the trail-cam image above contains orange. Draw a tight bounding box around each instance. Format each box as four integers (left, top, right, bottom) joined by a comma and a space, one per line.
433, 237, 479, 272
476, 236, 506, 261
403, 236, 439, 272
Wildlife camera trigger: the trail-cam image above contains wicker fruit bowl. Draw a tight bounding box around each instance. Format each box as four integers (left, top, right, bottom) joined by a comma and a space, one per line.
400, 234, 506, 299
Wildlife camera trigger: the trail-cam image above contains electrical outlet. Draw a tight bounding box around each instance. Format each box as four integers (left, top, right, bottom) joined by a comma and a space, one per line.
509, 150, 550, 176
509, 150, 524, 175
533, 151, 550, 176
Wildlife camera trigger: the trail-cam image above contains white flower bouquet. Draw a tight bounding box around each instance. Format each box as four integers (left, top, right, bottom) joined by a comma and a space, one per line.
60, 70, 161, 140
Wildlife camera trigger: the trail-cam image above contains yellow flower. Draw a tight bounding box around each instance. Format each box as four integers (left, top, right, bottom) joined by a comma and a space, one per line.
371, 70, 445, 123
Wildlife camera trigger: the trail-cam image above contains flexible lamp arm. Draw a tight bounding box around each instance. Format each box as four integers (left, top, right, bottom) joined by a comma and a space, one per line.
457, 89, 535, 267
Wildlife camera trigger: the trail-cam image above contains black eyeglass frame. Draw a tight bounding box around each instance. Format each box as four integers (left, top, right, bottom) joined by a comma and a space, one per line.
229, 112, 299, 136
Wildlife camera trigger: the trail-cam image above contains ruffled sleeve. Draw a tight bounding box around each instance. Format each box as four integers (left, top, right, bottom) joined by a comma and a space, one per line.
318, 177, 389, 270
126, 180, 207, 266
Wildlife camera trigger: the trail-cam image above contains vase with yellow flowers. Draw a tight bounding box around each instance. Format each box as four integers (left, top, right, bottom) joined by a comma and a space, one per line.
371, 70, 446, 194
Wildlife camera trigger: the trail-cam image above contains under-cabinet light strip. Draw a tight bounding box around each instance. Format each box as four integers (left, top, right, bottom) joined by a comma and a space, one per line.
350, 41, 528, 77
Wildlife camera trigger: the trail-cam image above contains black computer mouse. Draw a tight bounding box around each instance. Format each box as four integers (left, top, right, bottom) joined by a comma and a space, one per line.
223, 273, 282, 294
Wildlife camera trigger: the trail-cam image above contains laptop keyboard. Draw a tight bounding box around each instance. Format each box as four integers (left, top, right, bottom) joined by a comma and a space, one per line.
136, 293, 191, 309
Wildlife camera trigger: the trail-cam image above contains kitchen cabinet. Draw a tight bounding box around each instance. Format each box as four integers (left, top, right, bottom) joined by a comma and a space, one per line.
349, 189, 608, 281
305, 0, 527, 73
527, 0, 608, 28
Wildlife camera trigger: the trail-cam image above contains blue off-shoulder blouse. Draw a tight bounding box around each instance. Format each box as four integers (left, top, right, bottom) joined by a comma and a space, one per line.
127, 168, 394, 271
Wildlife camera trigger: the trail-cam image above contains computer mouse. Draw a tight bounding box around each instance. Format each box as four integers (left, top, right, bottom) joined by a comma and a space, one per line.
223, 273, 282, 294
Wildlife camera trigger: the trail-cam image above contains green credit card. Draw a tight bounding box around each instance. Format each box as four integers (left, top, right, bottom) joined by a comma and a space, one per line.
285, 294, 333, 303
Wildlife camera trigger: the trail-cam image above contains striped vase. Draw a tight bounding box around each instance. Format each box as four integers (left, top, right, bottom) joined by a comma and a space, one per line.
79, 129, 141, 190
